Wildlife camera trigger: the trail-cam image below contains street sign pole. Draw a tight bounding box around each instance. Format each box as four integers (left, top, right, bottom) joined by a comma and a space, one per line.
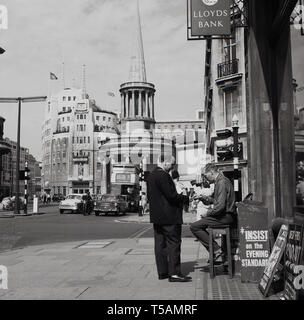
15, 98, 21, 214
24, 161, 28, 214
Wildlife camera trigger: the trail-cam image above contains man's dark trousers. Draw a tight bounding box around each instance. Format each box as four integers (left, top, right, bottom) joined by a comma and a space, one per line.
153, 224, 182, 277
190, 214, 233, 252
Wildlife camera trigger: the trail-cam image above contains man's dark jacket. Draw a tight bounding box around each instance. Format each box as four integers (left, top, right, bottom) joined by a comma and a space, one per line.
147, 167, 188, 225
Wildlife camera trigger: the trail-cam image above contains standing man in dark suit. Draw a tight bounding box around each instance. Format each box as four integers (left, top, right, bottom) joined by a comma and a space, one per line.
147, 155, 191, 282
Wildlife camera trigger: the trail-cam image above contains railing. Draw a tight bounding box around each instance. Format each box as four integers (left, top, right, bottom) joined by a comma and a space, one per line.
217, 59, 239, 78
53, 128, 69, 134
58, 110, 72, 115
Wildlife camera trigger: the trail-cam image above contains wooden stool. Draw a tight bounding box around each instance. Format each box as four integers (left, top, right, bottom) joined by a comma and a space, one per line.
207, 225, 233, 279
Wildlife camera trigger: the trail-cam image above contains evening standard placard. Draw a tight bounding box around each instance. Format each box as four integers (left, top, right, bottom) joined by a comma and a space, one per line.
282, 224, 303, 300
190, 0, 231, 36
237, 201, 269, 282
259, 224, 289, 297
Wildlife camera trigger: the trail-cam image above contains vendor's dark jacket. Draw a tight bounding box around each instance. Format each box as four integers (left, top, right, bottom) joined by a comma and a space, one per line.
206, 172, 235, 217
147, 167, 189, 225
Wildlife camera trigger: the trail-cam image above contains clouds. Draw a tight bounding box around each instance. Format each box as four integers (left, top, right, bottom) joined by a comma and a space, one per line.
0, 0, 205, 160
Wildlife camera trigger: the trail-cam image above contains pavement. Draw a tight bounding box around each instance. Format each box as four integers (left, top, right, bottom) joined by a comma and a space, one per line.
0, 211, 280, 300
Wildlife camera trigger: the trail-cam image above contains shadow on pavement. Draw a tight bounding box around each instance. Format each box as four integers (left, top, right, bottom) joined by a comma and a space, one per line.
181, 260, 197, 276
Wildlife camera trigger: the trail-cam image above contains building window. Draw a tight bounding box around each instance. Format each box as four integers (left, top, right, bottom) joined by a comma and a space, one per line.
68, 96, 71, 101
224, 87, 240, 127
222, 28, 236, 62
103, 116, 106, 121
63, 107, 66, 112
84, 115, 86, 119
96, 116, 100, 121
67, 117, 70, 121
77, 137, 79, 143
108, 117, 111, 122
84, 137, 86, 144
73, 96, 76, 101
80, 115, 83, 120
63, 97, 66, 101
88, 137, 90, 143
68, 107, 71, 111
63, 186, 67, 196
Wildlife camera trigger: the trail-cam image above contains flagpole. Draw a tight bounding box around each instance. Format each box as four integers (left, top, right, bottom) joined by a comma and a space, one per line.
47, 73, 51, 98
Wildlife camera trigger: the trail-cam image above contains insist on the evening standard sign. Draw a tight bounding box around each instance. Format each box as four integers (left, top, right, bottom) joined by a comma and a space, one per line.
190, 0, 231, 36
282, 224, 303, 300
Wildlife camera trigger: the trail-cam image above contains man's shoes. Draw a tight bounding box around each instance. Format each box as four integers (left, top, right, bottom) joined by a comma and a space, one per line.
158, 274, 169, 280
168, 274, 192, 282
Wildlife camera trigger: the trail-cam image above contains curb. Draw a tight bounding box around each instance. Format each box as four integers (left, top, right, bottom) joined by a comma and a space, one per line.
0, 214, 15, 218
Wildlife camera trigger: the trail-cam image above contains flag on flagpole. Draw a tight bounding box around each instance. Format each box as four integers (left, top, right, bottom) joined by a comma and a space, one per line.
107, 92, 115, 97
50, 72, 58, 80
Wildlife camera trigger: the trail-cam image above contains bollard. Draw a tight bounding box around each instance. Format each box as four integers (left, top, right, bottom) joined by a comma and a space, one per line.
33, 195, 39, 214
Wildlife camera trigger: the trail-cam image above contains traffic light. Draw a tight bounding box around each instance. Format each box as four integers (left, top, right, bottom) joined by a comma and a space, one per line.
19, 169, 31, 180
19, 170, 25, 180
139, 168, 144, 182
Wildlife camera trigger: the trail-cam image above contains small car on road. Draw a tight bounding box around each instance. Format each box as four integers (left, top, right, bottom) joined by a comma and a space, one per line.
59, 194, 85, 214
94, 194, 128, 216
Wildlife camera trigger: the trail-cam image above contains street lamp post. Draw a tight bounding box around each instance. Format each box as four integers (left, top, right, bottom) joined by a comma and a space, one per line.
0, 96, 47, 214
232, 114, 240, 202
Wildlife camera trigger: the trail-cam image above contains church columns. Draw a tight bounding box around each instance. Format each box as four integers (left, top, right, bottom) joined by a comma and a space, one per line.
152, 94, 155, 118
145, 92, 148, 117
132, 91, 135, 117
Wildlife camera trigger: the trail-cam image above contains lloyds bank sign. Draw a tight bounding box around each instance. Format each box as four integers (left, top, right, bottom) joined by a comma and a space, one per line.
190, 0, 231, 36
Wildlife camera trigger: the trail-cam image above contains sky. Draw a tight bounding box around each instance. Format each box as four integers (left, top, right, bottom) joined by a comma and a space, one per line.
0, 0, 303, 162
0, 0, 205, 161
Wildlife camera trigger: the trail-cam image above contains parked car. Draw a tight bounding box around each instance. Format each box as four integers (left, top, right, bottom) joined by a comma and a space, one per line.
1, 197, 13, 210
94, 194, 128, 216
52, 194, 65, 202
59, 194, 86, 214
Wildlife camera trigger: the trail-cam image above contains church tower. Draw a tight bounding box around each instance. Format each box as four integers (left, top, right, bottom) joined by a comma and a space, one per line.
120, 0, 156, 133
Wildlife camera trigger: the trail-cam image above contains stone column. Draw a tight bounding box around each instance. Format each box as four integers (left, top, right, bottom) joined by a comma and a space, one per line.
127, 92, 130, 118
246, 0, 296, 221
152, 94, 155, 119
145, 92, 148, 117
148, 94, 151, 119
139, 90, 143, 117
121, 93, 124, 118
132, 91, 135, 118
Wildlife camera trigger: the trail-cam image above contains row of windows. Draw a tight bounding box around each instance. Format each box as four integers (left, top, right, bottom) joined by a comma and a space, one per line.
63, 96, 76, 101
62, 107, 72, 112
61, 117, 70, 122
157, 124, 202, 130
72, 136, 91, 144
96, 115, 113, 122
76, 124, 86, 131
76, 114, 86, 120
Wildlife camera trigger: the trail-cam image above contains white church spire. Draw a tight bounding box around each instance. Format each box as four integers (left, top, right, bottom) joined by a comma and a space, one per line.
129, 0, 147, 82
